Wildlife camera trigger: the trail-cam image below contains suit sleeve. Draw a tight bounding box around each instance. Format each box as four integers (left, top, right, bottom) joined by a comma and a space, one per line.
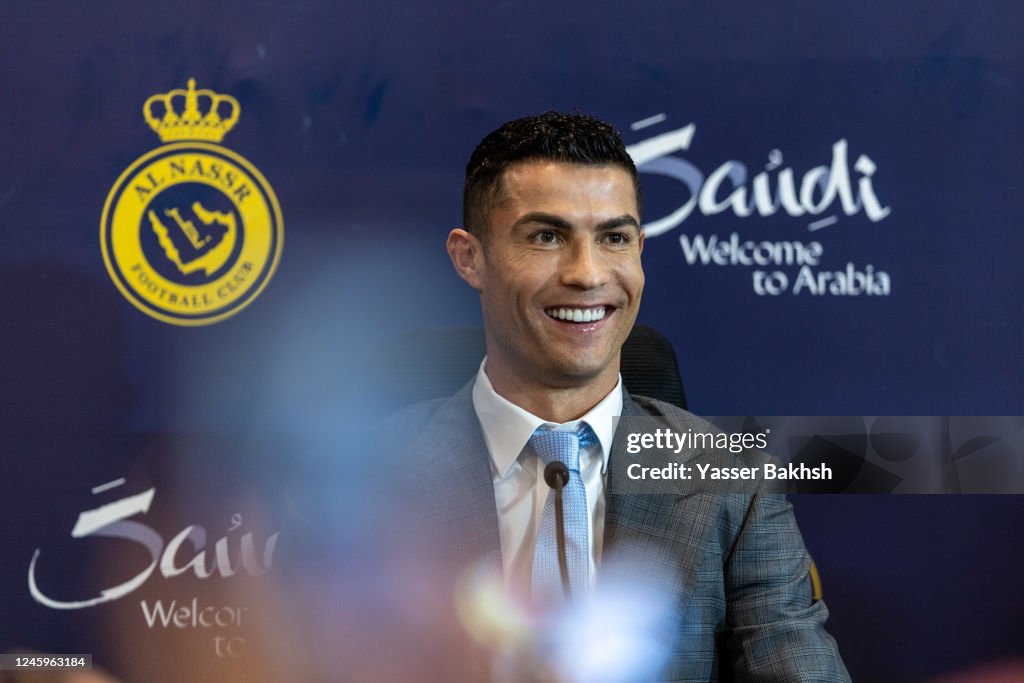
718, 490, 851, 682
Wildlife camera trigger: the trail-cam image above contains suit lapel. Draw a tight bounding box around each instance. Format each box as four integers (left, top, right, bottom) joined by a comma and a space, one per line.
414, 381, 503, 568
602, 393, 717, 595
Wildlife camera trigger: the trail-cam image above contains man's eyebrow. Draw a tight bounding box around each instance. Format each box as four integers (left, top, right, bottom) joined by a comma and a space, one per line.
595, 214, 641, 232
513, 212, 574, 230
513, 212, 641, 231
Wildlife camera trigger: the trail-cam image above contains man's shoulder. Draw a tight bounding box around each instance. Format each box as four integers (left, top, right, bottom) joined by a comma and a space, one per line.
624, 393, 727, 439
376, 381, 482, 473
381, 381, 476, 431
626, 393, 700, 421
381, 396, 451, 435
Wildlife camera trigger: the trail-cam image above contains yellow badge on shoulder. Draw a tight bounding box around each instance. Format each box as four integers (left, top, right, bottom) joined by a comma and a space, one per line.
101, 78, 283, 325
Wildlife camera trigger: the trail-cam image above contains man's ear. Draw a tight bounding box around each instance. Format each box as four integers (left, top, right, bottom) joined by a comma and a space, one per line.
447, 228, 484, 290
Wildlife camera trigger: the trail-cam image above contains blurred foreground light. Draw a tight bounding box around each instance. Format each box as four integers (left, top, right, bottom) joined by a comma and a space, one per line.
455, 555, 676, 683
550, 582, 675, 683
455, 561, 531, 649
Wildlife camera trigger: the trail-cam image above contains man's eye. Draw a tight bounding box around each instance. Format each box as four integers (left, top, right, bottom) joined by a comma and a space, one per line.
604, 232, 630, 245
534, 230, 558, 244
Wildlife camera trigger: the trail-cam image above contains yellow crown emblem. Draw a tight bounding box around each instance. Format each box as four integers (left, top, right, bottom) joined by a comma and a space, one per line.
143, 78, 240, 143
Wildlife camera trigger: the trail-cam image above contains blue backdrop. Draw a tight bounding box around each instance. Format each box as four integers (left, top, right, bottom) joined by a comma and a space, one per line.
2, 2, 1022, 681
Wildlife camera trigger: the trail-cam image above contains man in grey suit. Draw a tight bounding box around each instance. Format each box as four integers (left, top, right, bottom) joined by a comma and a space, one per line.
394, 112, 849, 682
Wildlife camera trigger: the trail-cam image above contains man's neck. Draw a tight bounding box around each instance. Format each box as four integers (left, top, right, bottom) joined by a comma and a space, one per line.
484, 364, 619, 423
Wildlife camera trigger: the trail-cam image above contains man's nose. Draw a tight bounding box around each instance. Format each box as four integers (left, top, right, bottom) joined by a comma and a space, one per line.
560, 240, 607, 289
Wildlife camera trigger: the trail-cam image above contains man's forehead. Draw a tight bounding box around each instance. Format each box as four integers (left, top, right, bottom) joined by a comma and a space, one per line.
493, 160, 638, 209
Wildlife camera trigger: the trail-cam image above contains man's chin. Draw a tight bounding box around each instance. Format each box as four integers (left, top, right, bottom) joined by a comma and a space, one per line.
540, 358, 618, 390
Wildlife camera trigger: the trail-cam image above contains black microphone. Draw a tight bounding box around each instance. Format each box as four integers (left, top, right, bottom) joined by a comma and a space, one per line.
542, 461, 572, 599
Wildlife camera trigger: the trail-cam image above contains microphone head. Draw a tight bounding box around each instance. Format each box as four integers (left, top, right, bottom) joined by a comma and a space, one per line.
543, 461, 570, 489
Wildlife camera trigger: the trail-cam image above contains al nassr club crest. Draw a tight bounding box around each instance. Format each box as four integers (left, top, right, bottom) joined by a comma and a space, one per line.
101, 78, 283, 326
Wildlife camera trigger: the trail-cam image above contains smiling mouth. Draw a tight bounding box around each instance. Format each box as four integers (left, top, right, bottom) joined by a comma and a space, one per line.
544, 306, 608, 323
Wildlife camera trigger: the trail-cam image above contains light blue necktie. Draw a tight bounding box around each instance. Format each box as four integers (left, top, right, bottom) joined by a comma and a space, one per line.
530, 423, 596, 601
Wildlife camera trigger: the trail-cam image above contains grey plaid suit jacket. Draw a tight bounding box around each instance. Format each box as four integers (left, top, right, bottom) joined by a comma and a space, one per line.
393, 381, 850, 682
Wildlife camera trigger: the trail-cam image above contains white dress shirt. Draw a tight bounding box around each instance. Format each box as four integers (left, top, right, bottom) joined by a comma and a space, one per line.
471, 359, 623, 594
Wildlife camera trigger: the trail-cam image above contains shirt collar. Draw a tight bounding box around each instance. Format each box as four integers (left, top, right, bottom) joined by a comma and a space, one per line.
471, 358, 622, 478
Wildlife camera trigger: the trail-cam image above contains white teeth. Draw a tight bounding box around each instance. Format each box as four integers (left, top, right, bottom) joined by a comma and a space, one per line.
545, 306, 607, 322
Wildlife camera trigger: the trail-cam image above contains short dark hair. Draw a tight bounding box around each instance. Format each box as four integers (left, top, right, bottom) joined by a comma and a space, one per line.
462, 111, 641, 242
